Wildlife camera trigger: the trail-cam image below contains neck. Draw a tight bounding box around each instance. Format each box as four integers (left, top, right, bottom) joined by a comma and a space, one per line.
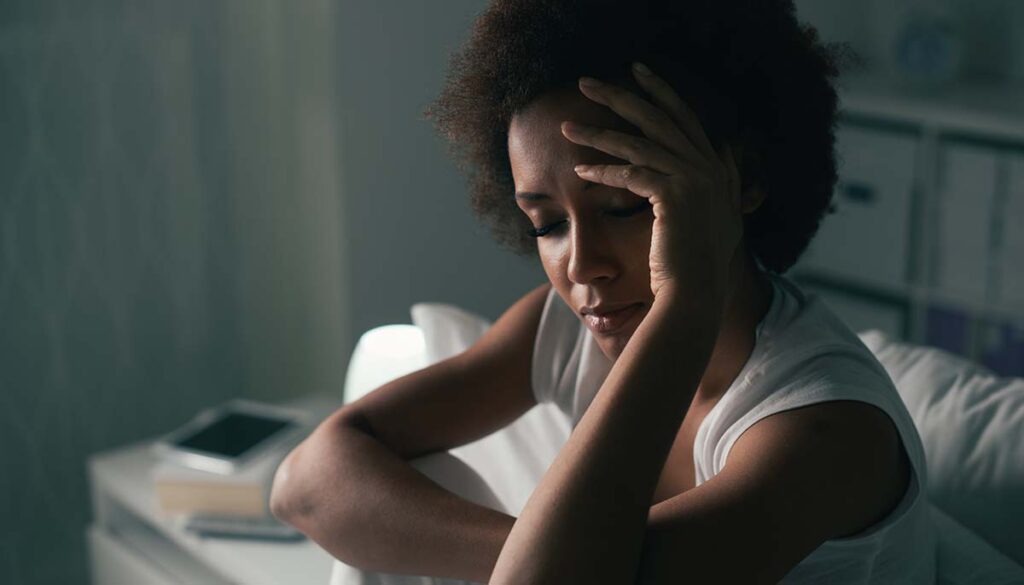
696, 250, 773, 402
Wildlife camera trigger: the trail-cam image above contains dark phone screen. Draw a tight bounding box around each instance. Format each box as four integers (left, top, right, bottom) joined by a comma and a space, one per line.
174, 411, 296, 458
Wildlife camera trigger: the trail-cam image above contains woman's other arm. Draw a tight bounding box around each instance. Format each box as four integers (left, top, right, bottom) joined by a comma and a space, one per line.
489, 290, 722, 584
269, 283, 550, 583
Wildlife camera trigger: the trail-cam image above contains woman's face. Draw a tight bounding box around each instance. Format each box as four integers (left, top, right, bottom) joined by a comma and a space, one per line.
509, 88, 655, 360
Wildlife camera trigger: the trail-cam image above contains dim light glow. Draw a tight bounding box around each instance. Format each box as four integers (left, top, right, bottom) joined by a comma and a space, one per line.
343, 325, 428, 404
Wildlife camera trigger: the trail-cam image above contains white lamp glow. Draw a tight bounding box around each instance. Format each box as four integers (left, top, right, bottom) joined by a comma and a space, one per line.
343, 325, 429, 405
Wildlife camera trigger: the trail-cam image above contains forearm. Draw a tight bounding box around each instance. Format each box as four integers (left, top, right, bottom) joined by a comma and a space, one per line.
490, 293, 722, 584
270, 421, 514, 583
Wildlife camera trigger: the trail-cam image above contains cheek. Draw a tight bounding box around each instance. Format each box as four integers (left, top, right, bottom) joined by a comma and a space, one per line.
619, 221, 653, 270
537, 243, 569, 283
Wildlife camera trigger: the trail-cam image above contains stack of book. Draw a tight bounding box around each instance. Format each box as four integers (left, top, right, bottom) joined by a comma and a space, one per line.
152, 449, 287, 517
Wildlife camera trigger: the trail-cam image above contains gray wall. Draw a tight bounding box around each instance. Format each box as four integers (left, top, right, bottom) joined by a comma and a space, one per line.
0, 1, 349, 583
0, 1, 544, 583
336, 0, 545, 336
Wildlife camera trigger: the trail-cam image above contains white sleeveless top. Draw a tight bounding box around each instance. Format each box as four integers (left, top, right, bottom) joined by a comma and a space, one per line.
530, 273, 937, 584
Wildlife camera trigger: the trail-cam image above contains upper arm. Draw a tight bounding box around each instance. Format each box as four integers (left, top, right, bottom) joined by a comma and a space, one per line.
330, 282, 552, 460
636, 400, 910, 584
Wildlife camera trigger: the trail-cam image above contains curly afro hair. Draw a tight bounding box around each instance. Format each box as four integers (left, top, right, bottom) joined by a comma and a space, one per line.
423, 0, 860, 274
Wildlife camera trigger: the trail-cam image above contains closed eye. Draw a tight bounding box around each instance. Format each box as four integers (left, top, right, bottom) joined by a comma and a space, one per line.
526, 200, 651, 238
526, 221, 566, 238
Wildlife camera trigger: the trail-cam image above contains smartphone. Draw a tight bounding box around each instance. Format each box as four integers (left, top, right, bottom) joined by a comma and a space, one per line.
152, 400, 309, 475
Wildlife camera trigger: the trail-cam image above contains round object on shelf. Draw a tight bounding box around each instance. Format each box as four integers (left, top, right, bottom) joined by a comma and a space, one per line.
891, 7, 964, 88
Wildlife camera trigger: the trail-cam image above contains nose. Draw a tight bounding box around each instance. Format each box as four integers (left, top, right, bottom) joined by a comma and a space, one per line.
566, 221, 619, 285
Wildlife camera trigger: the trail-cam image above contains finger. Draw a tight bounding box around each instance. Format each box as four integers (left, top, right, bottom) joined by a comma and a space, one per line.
630, 62, 716, 159
577, 77, 705, 166
573, 163, 671, 202
561, 121, 684, 175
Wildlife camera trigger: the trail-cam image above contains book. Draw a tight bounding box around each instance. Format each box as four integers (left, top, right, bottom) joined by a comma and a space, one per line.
152, 448, 288, 517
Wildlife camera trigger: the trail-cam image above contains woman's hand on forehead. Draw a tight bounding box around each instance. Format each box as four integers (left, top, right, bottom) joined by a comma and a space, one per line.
561, 61, 743, 311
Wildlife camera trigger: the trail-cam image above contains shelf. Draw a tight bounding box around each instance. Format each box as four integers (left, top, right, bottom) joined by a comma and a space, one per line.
792, 267, 1024, 324
789, 268, 912, 306
911, 287, 1024, 327
838, 72, 1024, 145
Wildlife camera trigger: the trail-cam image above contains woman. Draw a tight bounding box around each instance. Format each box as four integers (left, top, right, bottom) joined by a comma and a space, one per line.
271, 1, 936, 583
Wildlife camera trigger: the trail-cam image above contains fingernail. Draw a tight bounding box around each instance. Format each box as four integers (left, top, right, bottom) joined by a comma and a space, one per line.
632, 62, 652, 76
574, 164, 589, 173
579, 76, 602, 88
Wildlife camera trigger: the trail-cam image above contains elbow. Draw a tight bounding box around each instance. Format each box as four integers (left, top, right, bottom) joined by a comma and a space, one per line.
269, 412, 360, 529
268, 423, 374, 569
269, 447, 306, 524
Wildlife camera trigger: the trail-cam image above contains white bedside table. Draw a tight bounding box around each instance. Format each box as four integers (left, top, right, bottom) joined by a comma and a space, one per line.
86, 393, 341, 585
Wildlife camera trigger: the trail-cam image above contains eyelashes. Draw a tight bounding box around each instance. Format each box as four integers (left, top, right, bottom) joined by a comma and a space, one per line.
526, 200, 652, 238
526, 222, 564, 239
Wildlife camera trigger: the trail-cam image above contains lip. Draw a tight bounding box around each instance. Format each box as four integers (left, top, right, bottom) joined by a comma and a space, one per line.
582, 303, 644, 335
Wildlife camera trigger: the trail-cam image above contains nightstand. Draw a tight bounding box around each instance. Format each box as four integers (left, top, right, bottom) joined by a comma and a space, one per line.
86, 393, 339, 585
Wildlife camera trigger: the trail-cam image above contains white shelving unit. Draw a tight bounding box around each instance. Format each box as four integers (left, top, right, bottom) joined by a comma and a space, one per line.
790, 72, 1024, 375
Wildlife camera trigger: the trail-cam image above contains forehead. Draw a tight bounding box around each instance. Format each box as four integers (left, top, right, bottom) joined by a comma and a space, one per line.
508, 87, 644, 190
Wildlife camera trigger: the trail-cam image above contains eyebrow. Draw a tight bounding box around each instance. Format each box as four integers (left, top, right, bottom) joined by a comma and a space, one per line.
515, 181, 596, 201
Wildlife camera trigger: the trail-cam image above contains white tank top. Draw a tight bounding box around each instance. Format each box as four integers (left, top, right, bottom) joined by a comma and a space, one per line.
530, 273, 936, 584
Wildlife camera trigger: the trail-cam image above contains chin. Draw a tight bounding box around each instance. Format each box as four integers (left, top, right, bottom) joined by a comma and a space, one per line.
598, 331, 633, 362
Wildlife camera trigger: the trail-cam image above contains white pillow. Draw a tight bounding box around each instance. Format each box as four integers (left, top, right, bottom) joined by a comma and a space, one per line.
410, 302, 491, 363
930, 502, 1024, 584
858, 329, 1024, 567
409, 302, 571, 516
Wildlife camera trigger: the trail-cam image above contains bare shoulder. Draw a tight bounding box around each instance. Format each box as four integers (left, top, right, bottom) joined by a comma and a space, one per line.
727, 399, 912, 539
636, 399, 912, 583
634, 399, 915, 584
